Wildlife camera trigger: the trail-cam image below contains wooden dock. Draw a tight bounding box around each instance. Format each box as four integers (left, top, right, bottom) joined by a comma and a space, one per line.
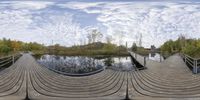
0, 53, 200, 100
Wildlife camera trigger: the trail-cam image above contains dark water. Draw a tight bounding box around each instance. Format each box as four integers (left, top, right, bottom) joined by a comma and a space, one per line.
34, 55, 134, 74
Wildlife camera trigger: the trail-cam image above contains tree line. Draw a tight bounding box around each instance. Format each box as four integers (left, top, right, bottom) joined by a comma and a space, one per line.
48, 42, 128, 56
0, 38, 128, 56
160, 35, 200, 58
0, 38, 45, 56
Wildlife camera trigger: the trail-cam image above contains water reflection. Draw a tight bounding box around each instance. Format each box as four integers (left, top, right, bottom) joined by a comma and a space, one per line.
104, 57, 134, 71
148, 53, 164, 62
35, 55, 134, 74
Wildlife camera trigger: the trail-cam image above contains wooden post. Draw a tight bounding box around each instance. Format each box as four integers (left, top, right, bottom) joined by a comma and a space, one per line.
193, 60, 197, 74
144, 57, 146, 67
126, 41, 128, 50
12, 55, 14, 64
135, 54, 137, 59
193, 60, 195, 74
184, 55, 186, 62
196, 60, 198, 74
160, 54, 161, 62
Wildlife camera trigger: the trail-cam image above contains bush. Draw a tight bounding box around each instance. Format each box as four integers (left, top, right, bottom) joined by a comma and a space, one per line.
0, 44, 11, 54
160, 37, 200, 58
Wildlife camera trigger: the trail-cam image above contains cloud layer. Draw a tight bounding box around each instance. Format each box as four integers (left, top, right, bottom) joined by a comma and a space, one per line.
59, 1, 200, 47
0, 1, 200, 48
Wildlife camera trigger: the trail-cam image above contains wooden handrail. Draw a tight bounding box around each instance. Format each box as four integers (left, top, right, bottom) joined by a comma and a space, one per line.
182, 53, 200, 74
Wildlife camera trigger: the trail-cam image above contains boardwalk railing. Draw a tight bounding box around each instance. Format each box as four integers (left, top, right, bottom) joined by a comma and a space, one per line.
128, 51, 147, 70
0, 54, 21, 68
182, 54, 200, 74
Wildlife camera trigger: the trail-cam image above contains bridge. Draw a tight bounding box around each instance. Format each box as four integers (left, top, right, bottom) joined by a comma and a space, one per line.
0, 53, 200, 100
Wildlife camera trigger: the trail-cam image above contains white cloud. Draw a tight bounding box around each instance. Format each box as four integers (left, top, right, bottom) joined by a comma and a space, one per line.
0, 1, 54, 10
58, 1, 200, 47
0, 9, 50, 45
0, 9, 32, 38
1, 1, 200, 48
58, 2, 103, 10
0, 1, 86, 46
35, 13, 87, 46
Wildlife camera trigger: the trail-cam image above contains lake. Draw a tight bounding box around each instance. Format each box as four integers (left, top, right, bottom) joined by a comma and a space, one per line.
34, 55, 134, 75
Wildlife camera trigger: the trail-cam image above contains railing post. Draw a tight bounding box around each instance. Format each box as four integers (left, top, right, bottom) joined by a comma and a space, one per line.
184, 55, 186, 62
193, 60, 197, 74
196, 60, 198, 74
135, 54, 137, 59
12, 55, 14, 64
160, 54, 161, 62
144, 57, 146, 67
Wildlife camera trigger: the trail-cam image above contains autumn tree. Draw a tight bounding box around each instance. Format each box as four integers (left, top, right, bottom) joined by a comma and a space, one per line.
11, 41, 21, 52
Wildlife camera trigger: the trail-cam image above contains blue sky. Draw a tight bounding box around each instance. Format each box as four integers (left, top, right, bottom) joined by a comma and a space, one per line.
0, 0, 200, 48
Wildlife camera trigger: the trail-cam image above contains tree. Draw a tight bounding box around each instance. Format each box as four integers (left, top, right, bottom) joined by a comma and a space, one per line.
91, 29, 98, 43
11, 41, 21, 52
0, 44, 11, 54
160, 36, 200, 58
96, 32, 103, 42
91, 29, 102, 43
178, 34, 186, 50
106, 36, 112, 44
103, 43, 116, 51
160, 39, 174, 54
87, 34, 92, 44
22, 43, 31, 51
86, 28, 103, 43
54, 44, 60, 55
131, 42, 137, 52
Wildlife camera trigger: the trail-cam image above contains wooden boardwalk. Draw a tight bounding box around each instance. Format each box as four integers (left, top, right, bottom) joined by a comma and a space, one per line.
0, 53, 200, 100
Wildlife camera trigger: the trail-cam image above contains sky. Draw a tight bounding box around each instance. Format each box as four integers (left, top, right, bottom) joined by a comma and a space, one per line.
0, 0, 200, 48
